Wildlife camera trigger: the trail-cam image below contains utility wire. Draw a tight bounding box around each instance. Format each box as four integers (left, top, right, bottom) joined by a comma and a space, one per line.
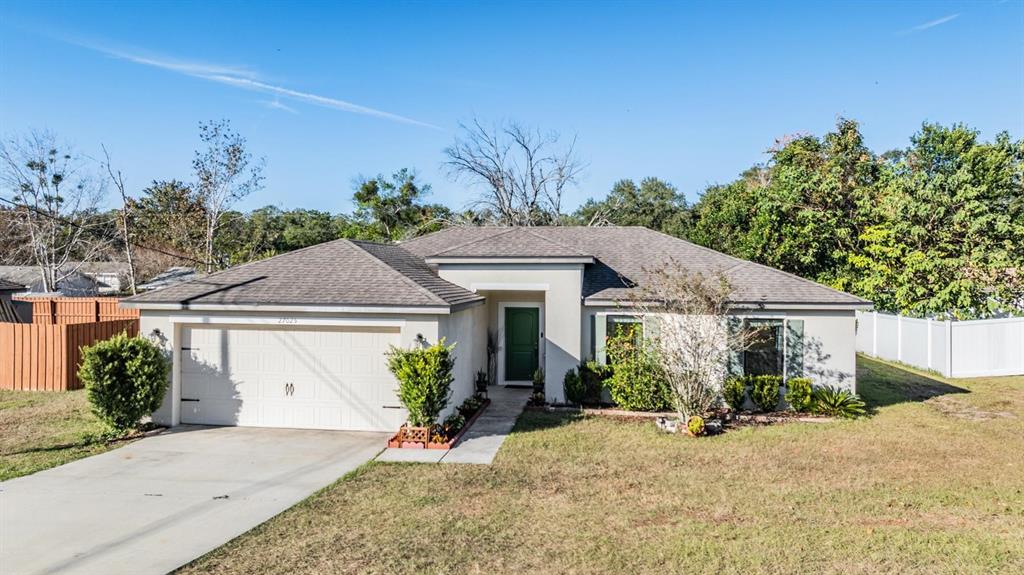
0, 195, 213, 268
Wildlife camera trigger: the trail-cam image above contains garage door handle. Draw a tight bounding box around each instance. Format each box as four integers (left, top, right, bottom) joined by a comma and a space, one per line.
181, 398, 200, 402
383, 405, 403, 409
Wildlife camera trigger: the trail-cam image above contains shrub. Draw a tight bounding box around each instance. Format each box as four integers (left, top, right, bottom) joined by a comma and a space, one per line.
386, 339, 456, 427
457, 394, 484, 418
687, 415, 705, 436
811, 386, 866, 418
78, 332, 169, 433
749, 375, 782, 412
528, 391, 546, 406
784, 377, 814, 412
532, 368, 545, 394
722, 376, 747, 411
580, 361, 612, 404
563, 368, 585, 405
442, 413, 466, 437
606, 330, 672, 412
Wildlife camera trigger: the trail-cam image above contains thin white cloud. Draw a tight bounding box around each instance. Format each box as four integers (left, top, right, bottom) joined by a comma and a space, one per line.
69, 39, 438, 129
911, 13, 960, 31
260, 99, 299, 115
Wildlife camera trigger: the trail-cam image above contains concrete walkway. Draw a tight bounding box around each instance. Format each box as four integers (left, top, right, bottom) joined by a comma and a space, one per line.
377, 386, 530, 464
0, 426, 386, 575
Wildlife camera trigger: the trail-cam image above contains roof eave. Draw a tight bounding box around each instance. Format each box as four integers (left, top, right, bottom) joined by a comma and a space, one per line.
120, 301, 460, 315
583, 298, 873, 311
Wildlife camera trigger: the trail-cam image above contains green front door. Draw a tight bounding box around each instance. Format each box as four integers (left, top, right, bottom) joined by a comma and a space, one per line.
504, 307, 539, 382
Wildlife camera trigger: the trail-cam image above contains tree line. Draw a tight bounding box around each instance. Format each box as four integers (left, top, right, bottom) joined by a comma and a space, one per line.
1, 118, 1020, 318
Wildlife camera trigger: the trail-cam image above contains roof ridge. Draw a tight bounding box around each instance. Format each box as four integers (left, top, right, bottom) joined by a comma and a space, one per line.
349, 241, 449, 305
520, 228, 590, 256
640, 228, 869, 303
432, 227, 519, 256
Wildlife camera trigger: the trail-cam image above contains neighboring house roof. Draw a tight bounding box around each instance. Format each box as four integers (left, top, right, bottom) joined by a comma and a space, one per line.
122, 239, 484, 310
401, 226, 870, 306
0, 278, 24, 292
0, 265, 119, 296
138, 267, 204, 292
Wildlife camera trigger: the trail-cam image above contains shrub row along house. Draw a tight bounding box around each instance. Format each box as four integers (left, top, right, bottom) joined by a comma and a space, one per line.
122, 226, 871, 431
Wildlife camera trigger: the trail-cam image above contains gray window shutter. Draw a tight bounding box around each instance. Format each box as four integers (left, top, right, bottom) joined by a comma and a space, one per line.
727, 316, 744, 377
643, 314, 660, 343
595, 315, 608, 364
786, 319, 804, 379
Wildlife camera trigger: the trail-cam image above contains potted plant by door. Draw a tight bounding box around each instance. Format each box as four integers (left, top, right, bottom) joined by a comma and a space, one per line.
475, 370, 489, 398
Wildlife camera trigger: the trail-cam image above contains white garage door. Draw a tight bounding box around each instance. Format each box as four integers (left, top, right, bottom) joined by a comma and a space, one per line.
180, 325, 405, 431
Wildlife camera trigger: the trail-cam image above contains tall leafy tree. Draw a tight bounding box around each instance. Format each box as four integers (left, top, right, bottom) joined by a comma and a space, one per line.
850, 124, 1024, 317
352, 169, 450, 241
574, 177, 691, 236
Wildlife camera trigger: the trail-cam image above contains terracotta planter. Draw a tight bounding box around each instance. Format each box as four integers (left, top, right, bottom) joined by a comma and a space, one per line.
387, 398, 492, 450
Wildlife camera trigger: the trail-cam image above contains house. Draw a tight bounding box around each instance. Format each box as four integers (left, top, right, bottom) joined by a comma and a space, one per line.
137, 267, 203, 292
0, 262, 130, 296
0, 278, 25, 322
122, 226, 871, 432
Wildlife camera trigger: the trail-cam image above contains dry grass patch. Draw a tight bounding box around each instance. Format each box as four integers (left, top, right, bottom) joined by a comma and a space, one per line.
0, 389, 116, 480
180, 357, 1024, 575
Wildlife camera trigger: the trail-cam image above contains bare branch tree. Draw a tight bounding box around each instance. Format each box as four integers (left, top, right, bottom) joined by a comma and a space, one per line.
101, 145, 137, 295
192, 120, 265, 272
0, 131, 109, 292
621, 260, 756, 420
443, 119, 584, 226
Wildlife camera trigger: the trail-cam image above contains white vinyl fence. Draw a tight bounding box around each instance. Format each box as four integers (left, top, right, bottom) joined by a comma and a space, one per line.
856, 311, 1024, 378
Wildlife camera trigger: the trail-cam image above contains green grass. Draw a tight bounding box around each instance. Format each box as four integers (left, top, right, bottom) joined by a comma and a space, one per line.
180, 356, 1024, 574
0, 389, 116, 481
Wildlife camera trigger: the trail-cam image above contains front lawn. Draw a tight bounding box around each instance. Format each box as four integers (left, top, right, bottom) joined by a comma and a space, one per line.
181, 357, 1024, 574
0, 389, 116, 481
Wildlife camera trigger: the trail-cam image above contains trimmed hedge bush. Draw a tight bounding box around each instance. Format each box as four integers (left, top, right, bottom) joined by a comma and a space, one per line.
563, 368, 585, 405
723, 376, 747, 411
78, 332, 169, 433
580, 361, 612, 404
784, 377, 814, 412
606, 329, 672, 412
749, 375, 783, 412
386, 339, 456, 427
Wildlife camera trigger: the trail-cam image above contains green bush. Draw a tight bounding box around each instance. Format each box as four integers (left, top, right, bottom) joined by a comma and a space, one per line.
563, 368, 585, 405
723, 376, 747, 411
386, 339, 456, 427
749, 375, 783, 412
442, 413, 466, 436
580, 361, 612, 404
811, 386, 866, 418
78, 332, 169, 433
784, 377, 814, 412
532, 368, 546, 395
457, 394, 484, 418
687, 415, 705, 436
606, 329, 671, 412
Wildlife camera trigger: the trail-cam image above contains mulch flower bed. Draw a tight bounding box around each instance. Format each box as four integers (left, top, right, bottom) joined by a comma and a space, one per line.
387, 398, 491, 450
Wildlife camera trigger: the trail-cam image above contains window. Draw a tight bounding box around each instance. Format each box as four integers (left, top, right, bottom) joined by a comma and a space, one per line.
743, 319, 784, 376
593, 314, 644, 364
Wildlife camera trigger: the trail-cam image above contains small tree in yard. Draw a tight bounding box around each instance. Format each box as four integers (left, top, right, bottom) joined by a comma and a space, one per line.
386, 339, 456, 428
78, 332, 169, 434
622, 260, 753, 421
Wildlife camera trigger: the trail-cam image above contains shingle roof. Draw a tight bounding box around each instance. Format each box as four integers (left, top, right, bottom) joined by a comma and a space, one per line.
0, 277, 24, 292
123, 239, 483, 309
431, 227, 590, 258
401, 226, 870, 306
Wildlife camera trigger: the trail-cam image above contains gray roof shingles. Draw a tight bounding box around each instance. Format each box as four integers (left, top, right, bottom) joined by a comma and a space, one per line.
126, 226, 868, 309
123, 239, 483, 309
402, 226, 870, 306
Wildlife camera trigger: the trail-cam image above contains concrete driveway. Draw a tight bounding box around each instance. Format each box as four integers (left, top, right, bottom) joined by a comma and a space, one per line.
0, 426, 387, 575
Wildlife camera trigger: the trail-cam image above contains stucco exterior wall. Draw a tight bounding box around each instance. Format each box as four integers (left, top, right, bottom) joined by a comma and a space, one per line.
140, 308, 444, 427
436, 263, 584, 402
437, 304, 487, 418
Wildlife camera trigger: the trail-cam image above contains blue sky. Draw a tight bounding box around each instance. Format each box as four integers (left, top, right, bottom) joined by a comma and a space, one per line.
1, 1, 1021, 213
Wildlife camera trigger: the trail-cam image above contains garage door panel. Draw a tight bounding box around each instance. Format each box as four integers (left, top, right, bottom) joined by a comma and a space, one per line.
180, 325, 404, 431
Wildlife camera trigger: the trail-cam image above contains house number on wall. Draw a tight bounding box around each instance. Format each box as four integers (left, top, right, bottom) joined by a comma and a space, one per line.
277, 318, 299, 324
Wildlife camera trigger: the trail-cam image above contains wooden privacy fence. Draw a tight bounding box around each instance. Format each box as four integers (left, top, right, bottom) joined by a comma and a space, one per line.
13, 297, 139, 325
0, 319, 139, 391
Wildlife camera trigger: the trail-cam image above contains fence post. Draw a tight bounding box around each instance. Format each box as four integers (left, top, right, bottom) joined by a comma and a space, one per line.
896, 314, 903, 362
872, 311, 878, 357
926, 318, 933, 370
944, 319, 953, 378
